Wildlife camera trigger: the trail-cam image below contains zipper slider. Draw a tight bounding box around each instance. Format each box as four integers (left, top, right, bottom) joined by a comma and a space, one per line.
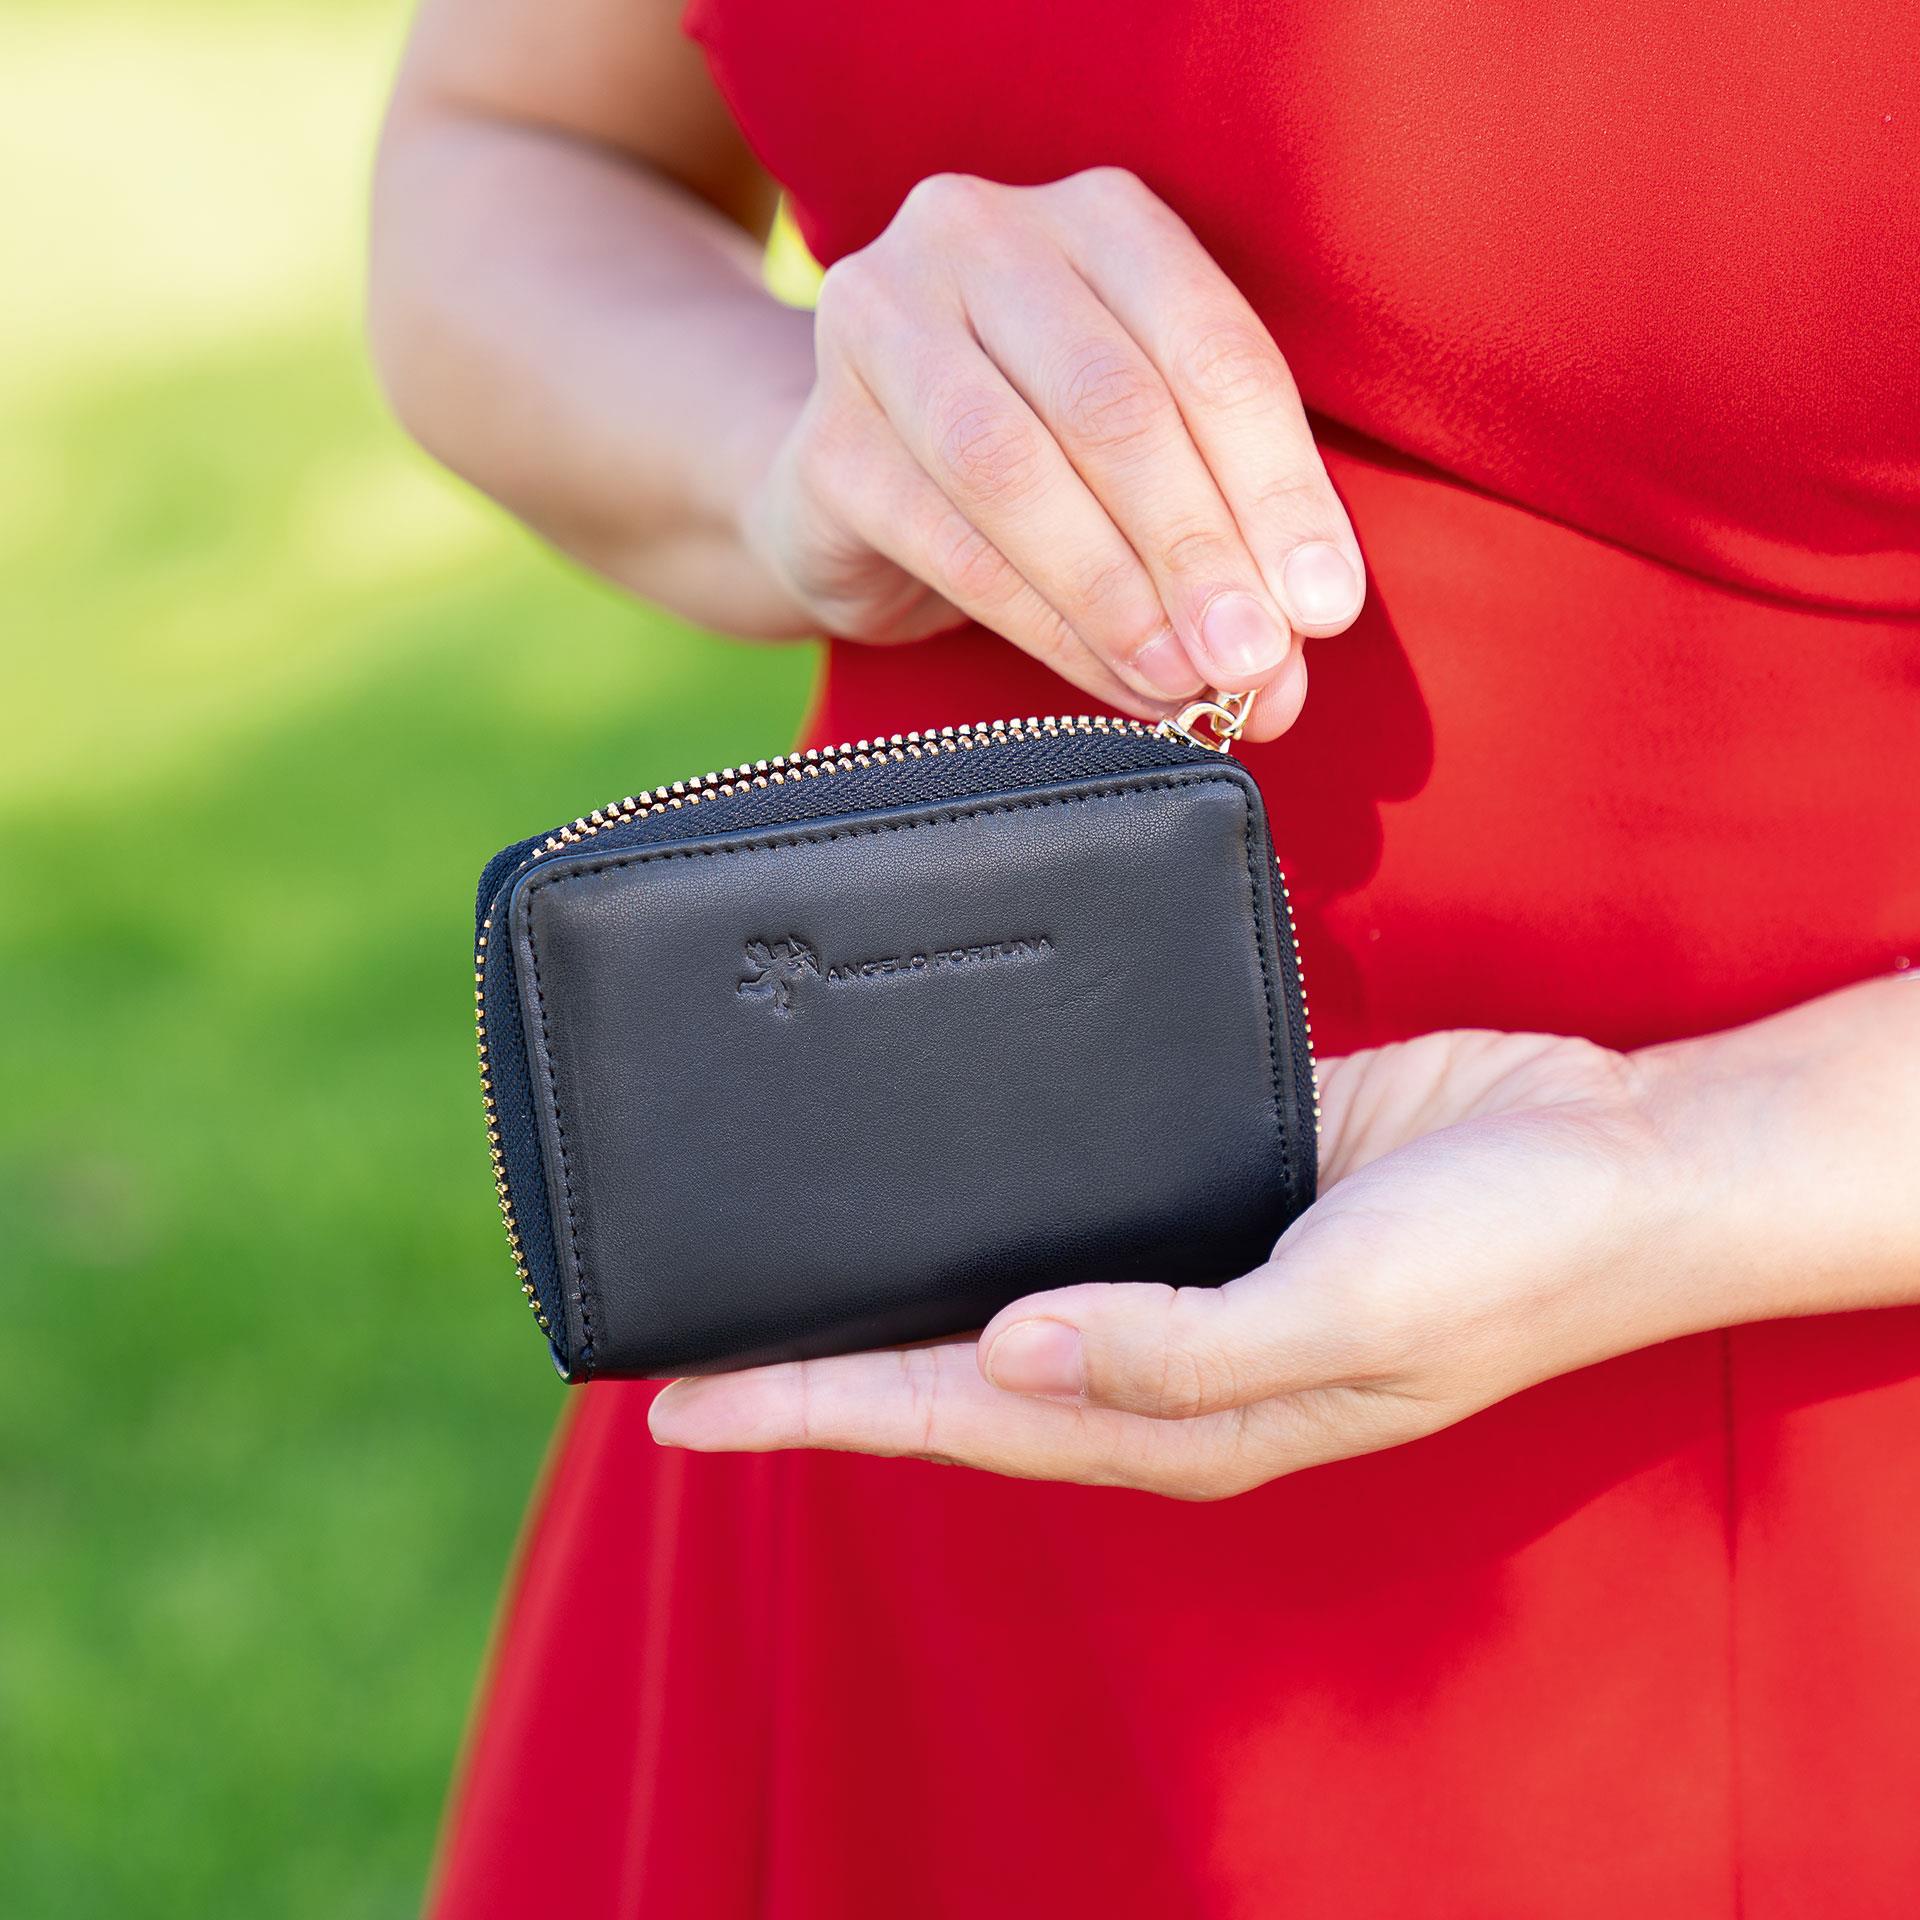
1159, 687, 1256, 753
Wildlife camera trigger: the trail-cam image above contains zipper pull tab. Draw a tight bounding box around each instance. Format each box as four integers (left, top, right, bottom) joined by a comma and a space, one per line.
1159, 687, 1256, 753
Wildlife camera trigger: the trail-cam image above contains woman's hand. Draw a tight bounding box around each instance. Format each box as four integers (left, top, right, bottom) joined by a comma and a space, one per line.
375, 0, 1360, 732
649, 977, 1920, 1496
742, 169, 1366, 741
652, 1033, 1668, 1495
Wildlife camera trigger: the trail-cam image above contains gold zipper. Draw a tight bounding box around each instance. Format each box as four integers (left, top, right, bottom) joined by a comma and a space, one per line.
473, 708, 1314, 1340
1161, 687, 1257, 750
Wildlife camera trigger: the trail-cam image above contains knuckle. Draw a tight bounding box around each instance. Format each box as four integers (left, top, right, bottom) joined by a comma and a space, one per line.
1064, 164, 1149, 208
1155, 521, 1235, 581
1155, 1335, 1247, 1420
928, 508, 1016, 605
1051, 340, 1172, 456
1251, 469, 1339, 532
1217, 1463, 1268, 1500
900, 171, 996, 232
1171, 320, 1283, 411
1160, 1432, 1268, 1502
1062, 548, 1149, 626
1020, 604, 1086, 674
1162, 1289, 1249, 1415
812, 252, 886, 345
1086, 1284, 1238, 1419
1088, 1422, 1170, 1493
931, 393, 1045, 507
1154, 1463, 1244, 1503
895, 1347, 945, 1455
788, 1362, 818, 1448
1152, 1347, 1219, 1422
1252, 465, 1324, 507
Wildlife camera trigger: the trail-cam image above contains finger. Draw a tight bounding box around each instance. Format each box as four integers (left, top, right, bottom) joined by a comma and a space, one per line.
964, 253, 1298, 699
752, 405, 976, 644
844, 335, 1207, 705
647, 1342, 1257, 1497
1049, 170, 1366, 644
782, 382, 1150, 705
977, 1258, 1369, 1422
839, 441, 1170, 717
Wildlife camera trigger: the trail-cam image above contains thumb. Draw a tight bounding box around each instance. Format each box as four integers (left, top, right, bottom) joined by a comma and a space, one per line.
977, 1266, 1346, 1421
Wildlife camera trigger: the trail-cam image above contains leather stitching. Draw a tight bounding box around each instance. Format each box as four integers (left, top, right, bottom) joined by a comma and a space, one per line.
518, 770, 1295, 1379
1229, 790, 1293, 1207
522, 913, 597, 1374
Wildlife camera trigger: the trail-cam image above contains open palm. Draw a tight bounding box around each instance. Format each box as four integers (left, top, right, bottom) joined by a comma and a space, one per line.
650, 1030, 1685, 1497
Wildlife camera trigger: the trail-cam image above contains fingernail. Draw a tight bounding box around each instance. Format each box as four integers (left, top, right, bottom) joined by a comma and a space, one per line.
648, 1380, 696, 1446
1280, 542, 1362, 629
984, 1319, 1085, 1400
1129, 625, 1202, 698
1196, 593, 1290, 682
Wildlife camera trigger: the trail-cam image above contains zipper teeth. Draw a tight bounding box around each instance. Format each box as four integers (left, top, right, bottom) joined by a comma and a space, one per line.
535, 712, 1156, 855
1271, 862, 1322, 1138
472, 712, 1316, 1341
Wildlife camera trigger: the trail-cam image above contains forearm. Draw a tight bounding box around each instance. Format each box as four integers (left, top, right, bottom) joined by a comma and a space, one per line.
1637, 970, 1920, 1326
368, 104, 813, 632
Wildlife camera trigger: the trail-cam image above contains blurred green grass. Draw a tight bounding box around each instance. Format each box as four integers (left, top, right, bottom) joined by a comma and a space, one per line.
0, 5, 816, 1914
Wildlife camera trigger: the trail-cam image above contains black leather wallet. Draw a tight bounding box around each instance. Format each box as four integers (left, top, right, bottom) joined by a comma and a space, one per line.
473, 709, 1318, 1381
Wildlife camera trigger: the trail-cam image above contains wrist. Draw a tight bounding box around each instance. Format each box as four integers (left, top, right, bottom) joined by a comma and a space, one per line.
1621, 1027, 1801, 1335
1628, 974, 1920, 1329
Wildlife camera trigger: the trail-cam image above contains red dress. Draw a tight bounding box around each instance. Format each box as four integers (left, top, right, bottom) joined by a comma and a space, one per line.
430, 4, 1920, 1913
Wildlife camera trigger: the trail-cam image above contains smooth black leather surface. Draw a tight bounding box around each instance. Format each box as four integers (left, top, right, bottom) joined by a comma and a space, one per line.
508, 764, 1313, 1378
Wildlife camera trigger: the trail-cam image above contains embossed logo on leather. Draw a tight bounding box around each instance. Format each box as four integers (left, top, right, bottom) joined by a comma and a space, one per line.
738, 933, 1052, 1016
736, 936, 820, 1015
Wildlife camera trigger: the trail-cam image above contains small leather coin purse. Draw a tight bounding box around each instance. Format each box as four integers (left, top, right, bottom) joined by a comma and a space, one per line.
473, 698, 1318, 1381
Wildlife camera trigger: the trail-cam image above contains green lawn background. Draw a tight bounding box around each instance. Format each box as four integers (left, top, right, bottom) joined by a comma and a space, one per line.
0, 6, 816, 1912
